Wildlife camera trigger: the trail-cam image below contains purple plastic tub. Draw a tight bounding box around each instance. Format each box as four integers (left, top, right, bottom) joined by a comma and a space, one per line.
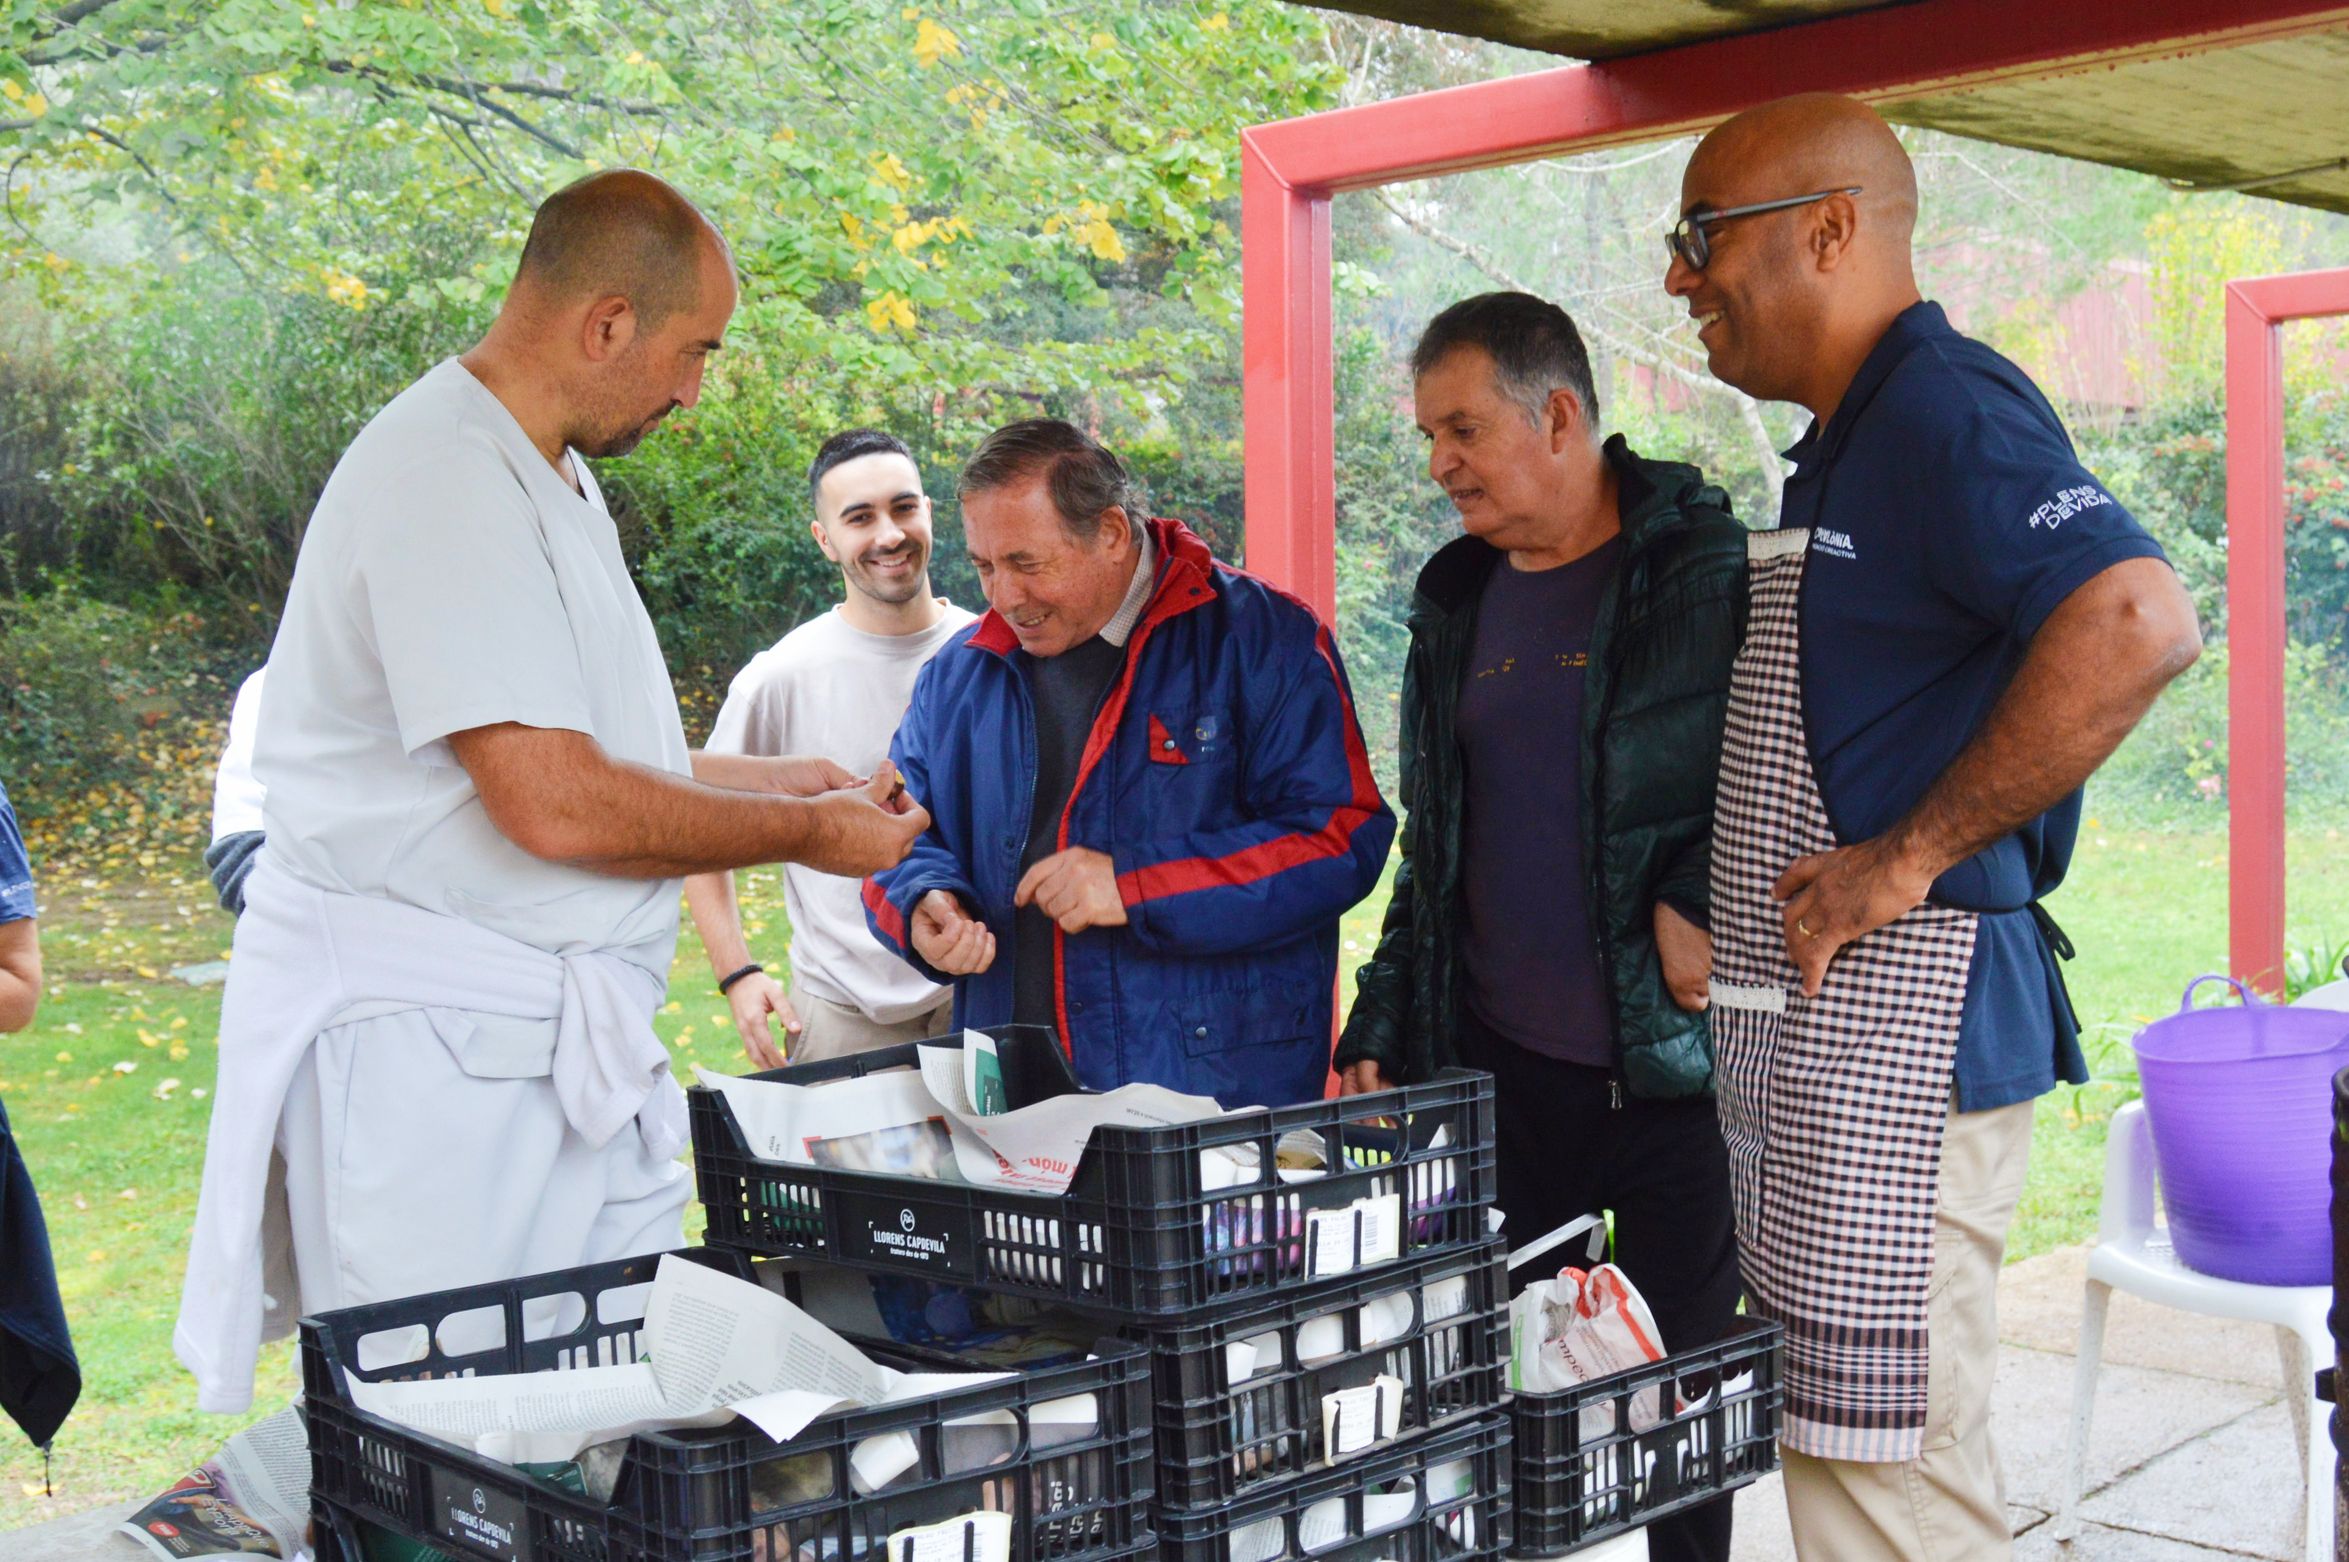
2132, 975, 2349, 1287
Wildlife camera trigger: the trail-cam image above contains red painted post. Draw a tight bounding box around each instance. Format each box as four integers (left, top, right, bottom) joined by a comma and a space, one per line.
2226, 283, 2289, 994
2224, 269, 2349, 993
1239, 130, 1335, 622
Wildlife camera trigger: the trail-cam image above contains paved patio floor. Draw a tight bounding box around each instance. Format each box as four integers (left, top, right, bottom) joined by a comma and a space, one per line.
1731, 1245, 2321, 1561
0, 1246, 2326, 1561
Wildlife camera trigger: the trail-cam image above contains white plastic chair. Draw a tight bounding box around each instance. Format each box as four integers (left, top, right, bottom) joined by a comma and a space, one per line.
2057, 1094, 2335, 1557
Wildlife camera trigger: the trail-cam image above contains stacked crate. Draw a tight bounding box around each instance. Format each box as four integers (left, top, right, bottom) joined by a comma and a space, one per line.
1505, 1315, 1784, 1556
299, 1020, 1783, 1561
688, 1027, 1515, 1561
298, 1246, 1158, 1562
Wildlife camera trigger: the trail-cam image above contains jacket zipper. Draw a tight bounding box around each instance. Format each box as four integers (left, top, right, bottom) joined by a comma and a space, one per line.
1045, 542, 1205, 1066
1008, 668, 1045, 1041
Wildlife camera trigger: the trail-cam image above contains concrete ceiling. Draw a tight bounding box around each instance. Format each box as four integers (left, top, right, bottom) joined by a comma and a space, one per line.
1309, 2, 2349, 215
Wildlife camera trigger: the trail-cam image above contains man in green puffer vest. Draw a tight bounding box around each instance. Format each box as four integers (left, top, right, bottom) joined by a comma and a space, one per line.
1335, 292, 1748, 1562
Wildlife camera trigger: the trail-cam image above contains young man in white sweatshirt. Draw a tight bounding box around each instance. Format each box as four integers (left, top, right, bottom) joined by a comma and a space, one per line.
687, 429, 976, 1066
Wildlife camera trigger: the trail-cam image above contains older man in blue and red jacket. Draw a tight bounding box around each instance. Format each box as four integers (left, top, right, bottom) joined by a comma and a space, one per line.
863, 419, 1393, 1107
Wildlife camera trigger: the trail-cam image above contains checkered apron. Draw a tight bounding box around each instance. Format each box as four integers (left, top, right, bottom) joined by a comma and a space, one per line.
1707, 528, 1978, 1464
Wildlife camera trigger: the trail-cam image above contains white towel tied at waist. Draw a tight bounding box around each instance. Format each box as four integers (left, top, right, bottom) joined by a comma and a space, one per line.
174, 856, 685, 1413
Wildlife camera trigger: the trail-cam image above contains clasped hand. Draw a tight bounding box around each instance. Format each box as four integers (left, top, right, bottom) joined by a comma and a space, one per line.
909, 847, 1127, 978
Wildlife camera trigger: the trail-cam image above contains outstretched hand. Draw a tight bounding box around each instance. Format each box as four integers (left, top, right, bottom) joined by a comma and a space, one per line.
797, 763, 929, 877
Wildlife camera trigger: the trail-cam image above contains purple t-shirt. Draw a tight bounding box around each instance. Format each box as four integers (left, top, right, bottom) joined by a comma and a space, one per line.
1456, 537, 1620, 1065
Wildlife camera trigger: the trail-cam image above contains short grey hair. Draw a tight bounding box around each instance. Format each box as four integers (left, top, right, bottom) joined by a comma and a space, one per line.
958, 419, 1147, 543
1411, 291, 1601, 437
514, 168, 721, 332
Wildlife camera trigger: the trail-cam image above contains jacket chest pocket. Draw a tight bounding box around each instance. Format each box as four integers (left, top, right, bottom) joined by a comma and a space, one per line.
1138, 706, 1239, 826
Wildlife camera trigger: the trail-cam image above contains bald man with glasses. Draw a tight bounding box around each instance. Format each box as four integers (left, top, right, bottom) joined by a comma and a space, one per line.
1666, 97, 2199, 1558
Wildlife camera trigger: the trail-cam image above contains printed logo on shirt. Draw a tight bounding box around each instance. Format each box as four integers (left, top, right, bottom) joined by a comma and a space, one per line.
1473, 652, 1588, 679
2026, 484, 2112, 531
1812, 529, 1857, 560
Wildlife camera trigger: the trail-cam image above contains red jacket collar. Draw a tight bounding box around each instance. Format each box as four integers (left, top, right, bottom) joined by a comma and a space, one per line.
968, 517, 1219, 656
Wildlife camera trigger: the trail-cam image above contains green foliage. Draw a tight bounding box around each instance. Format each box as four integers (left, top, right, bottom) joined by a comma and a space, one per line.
0, 0, 1344, 720
0, 589, 159, 782
2081, 390, 2349, 652
46, 274, 482, 611
2282, 933, 2349, 1002
3, 0, 1337, 427
0, 585, 244, 851
2090, 639, 2349, 824
1329, 326, 1458, 789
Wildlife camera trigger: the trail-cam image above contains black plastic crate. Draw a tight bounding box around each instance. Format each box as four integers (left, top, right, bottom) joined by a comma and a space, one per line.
687, 1027, 1496, 1318
299, 1246, 1154, 1562
1509, 1315, 1783, 1556
1155, 1411, 1509, 1562
1146, 1239, 1507, 1509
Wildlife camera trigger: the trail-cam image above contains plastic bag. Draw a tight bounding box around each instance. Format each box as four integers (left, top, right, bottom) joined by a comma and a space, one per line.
1509, 1262, 1668, 1437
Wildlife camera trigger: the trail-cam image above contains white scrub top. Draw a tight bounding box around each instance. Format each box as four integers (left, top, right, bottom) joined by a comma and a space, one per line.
254, 358, 692, 978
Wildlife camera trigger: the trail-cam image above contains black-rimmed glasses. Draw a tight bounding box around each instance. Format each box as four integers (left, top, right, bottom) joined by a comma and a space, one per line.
1666, 187, 1862, 271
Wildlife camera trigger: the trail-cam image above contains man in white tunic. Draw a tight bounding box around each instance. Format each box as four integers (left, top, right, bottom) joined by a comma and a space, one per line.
176, 171, 929, 1413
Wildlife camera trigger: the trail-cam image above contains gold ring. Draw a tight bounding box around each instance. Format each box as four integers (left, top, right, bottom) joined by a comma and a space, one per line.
1797, 918, 1817, 938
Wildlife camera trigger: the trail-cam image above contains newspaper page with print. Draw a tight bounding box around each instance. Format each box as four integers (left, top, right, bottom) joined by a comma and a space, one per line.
346, 1255, 1006, 1465
117, 1407, 310, 1559
911, 1029, 1237, 1193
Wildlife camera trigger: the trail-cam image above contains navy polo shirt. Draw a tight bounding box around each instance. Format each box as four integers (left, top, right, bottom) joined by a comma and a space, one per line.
1780, 302, 2168, 1111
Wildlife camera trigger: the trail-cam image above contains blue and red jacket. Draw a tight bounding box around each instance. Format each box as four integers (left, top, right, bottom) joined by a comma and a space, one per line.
863, 519, 1395, 1108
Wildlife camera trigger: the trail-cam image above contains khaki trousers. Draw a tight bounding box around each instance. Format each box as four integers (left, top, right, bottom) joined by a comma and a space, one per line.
1781, 1095, 2035, 1562
787, 986, 955, 1065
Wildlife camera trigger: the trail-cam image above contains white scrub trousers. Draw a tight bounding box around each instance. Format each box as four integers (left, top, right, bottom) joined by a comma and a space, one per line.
275, 1006, 691, 1318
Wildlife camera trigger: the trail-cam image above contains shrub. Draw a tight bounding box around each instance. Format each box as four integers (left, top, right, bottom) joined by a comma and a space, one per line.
2090, 638, 2349, 826
0, 588, 244, 853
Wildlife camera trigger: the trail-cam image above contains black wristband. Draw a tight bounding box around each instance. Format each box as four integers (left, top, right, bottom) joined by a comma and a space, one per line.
717, 962, 765, 995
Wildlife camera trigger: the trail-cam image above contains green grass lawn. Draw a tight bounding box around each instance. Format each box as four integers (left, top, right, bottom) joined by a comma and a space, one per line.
5, 820, 2345, 1526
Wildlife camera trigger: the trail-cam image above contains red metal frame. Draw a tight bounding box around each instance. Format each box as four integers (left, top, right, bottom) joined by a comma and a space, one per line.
1240, 0, 2349, 623
2226, 267, 2349, 993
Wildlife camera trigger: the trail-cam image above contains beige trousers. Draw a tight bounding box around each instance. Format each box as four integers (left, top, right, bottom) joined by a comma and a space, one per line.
1781, 1095, 2036, 1562
787, 986, 955, 1065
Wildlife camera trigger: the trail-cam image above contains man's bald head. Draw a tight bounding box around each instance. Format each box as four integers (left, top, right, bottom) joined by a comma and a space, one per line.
511, 169, 729, 331
469, 170, 738, 464
1668, 95, 1925, 414
1693, 94, 1917, 251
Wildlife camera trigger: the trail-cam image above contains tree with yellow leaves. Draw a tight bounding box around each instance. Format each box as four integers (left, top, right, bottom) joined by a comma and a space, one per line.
0, 0, 1340, 668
